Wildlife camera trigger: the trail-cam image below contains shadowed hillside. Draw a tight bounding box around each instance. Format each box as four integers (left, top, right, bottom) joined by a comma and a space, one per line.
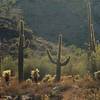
16, 0, 100, 47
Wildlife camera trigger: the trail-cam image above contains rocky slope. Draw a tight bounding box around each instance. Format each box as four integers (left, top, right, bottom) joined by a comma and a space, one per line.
16, 0, 100, 47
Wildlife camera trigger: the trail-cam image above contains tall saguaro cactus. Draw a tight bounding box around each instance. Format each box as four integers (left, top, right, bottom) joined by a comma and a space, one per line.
87, 0, 97, 75
87, 0, 96, 53
18, 20, 24, 82
47, 34, 70, 81
0, 56, 2, 77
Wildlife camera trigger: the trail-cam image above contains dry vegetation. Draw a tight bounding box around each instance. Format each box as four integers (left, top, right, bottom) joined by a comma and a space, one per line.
0, 75, 100, 100
0, 1, 100, 100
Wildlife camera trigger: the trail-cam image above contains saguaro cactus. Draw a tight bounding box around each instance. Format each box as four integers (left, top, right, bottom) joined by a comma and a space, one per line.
47, 34, 70, 81
87, 0, 96, 53
0, 56, 2, 77
18, 20, 24, 82
87, 0, 97, 75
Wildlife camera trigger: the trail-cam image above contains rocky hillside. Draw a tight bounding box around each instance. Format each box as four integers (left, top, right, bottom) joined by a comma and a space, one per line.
16, 0, 100, 47
0, 27, 55, 57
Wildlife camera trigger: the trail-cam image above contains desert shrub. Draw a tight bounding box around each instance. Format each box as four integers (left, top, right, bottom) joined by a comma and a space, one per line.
2, 44, 100, 81
62, 46, 88, 77
23, 55, 55, 79
1, 55, 17, 72
24, 48, 34, 58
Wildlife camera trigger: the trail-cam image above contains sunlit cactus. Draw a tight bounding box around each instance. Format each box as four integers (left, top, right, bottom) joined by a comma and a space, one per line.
87, 0, 96, 53
47, 34, 70, 81
87, 0, 97, 75
89, 23, 96, 53
0, 62, 1, 77
18, 20, 25, 82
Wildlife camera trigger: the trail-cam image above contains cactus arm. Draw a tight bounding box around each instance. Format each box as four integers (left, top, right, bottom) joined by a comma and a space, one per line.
60, 56, 70, 66
47, 49, 57, 64
87, 0, 96, 53
23, 34, 26, 48
91, 24, 96, 52
91, 24, 95, 44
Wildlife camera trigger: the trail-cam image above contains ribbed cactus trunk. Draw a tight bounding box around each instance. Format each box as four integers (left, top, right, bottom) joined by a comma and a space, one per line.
87, 0, 97, 76
0, 56, 2, 77
47, 34, 70, 81
56, 64, 61, 81
18, 20, 24, 82
87, 0, 96, 53
0, 40, 2, 77
56, 35, 62, 81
